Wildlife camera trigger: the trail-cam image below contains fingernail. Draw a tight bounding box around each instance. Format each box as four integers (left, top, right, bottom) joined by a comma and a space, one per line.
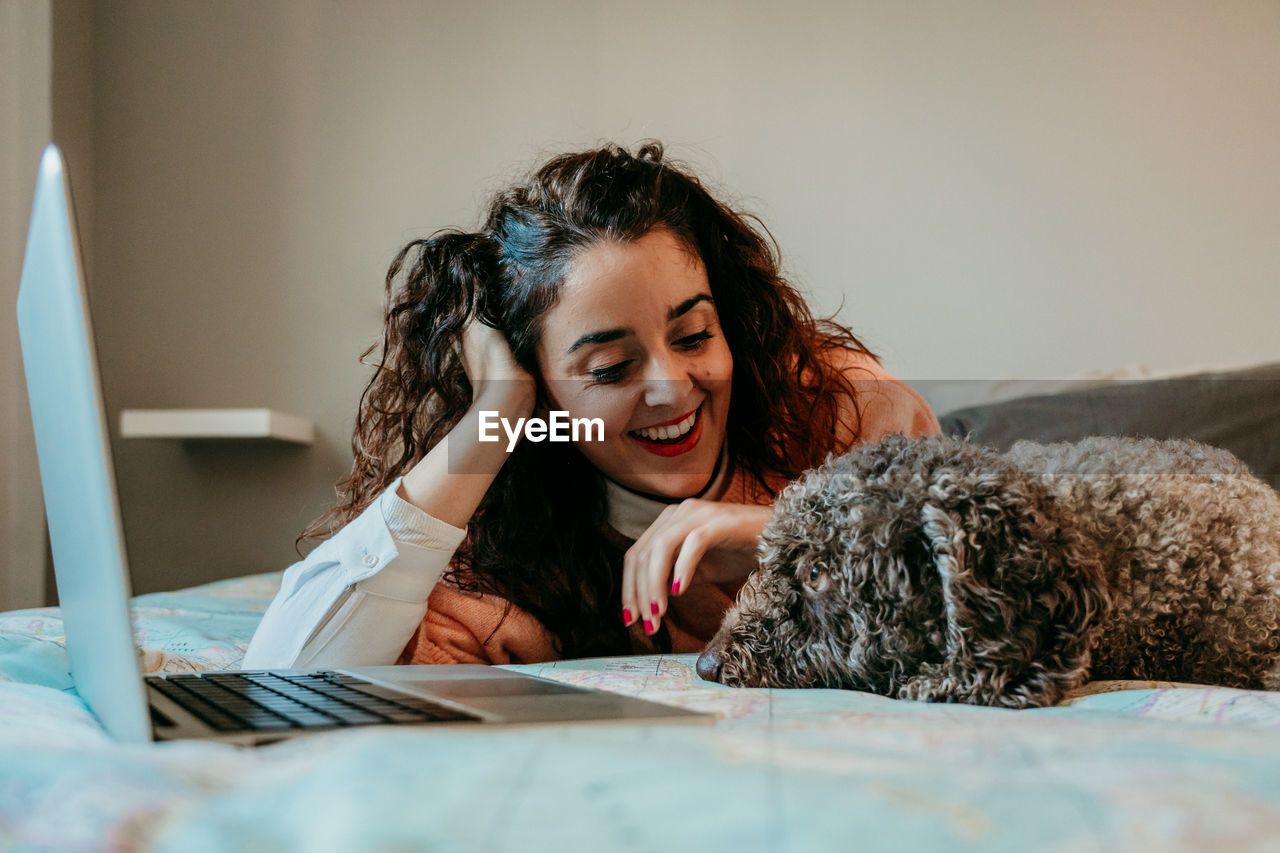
671, 580, 681, 595
650, 601, 659, 615
643, 619, 654, 634
623, 608, 632, 624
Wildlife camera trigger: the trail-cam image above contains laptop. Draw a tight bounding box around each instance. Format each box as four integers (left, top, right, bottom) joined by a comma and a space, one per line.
16, 145, 710, 746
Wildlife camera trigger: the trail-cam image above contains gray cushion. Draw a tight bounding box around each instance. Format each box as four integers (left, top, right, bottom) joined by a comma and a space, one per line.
937, 363, 1280, 491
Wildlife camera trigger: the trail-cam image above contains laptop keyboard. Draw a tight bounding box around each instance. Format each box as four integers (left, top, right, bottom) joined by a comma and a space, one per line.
146, 670, 481, 733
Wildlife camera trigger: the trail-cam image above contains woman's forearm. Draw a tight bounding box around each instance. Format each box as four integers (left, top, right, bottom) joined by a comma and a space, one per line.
397, 386, 534, 528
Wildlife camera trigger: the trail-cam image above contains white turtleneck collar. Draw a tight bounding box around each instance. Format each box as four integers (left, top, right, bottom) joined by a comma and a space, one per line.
604, 445, 732, 540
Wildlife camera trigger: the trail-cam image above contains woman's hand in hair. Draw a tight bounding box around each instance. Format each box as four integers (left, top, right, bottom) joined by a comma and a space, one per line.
397, 317, 534, 527
460, 315, 536, 418
621, 500, 772, 636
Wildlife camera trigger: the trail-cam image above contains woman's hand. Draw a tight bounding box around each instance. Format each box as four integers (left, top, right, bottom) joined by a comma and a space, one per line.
460, 315, 536, 418
621, 500, 772, 635
398, 316, 534, 526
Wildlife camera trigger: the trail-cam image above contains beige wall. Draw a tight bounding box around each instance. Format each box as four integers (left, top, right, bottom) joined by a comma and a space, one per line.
12, 0, 1280, 595
1, 0, 52, 610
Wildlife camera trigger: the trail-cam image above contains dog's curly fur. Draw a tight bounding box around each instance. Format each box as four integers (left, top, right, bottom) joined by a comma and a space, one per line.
699, 434, 1280, 708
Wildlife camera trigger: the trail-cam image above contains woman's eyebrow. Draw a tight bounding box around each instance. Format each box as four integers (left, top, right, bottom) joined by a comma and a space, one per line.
566, 328, 628, 355
668, 293, 713, 321
565, 294, 715, 355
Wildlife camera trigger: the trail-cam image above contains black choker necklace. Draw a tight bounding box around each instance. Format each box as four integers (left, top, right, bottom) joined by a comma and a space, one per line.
607, 445, 728, 505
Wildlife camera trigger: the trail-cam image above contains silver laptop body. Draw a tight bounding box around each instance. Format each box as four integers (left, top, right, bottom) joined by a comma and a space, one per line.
16, 145, 709, 746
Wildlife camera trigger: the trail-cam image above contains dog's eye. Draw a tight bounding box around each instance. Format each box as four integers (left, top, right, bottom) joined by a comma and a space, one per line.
801, 563, 828, 593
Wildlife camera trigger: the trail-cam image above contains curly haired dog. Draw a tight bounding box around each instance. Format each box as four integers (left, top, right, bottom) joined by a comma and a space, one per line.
697, 434, 1280, 708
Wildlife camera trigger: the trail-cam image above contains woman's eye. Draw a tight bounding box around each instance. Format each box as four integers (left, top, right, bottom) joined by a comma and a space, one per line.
589, 361, 632, 384
674, 330, 712, 350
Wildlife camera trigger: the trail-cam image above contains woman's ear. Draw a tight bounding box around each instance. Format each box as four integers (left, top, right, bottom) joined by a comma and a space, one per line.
902, 495, 1112, 709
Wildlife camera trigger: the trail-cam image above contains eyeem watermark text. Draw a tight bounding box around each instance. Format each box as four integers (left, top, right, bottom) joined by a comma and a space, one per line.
479, 411, 605, 452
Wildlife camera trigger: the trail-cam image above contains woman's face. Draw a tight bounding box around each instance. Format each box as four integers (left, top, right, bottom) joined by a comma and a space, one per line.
535, 228, 734, 498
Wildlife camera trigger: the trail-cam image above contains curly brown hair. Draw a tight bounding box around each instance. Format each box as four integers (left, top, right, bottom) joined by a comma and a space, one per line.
304, 141, 874, 658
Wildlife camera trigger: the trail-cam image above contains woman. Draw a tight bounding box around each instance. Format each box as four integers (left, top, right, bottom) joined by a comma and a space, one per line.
243, 142, 938, 670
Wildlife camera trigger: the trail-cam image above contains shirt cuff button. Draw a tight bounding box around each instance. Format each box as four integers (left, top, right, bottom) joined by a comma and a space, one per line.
362, 554, 379, 568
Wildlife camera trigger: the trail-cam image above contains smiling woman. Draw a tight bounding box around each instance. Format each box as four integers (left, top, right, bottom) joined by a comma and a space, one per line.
242, 142, 939, 670
538, 229, 734, 499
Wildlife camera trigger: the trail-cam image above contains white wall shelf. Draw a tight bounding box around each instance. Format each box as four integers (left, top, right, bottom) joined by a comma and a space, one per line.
119, 408, 315, 445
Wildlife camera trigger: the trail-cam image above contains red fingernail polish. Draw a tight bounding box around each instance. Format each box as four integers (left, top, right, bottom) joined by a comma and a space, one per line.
644, 619, 654, 634
650, 601, 659, 615
671, 580, 681, 595
623, 608, 632, 624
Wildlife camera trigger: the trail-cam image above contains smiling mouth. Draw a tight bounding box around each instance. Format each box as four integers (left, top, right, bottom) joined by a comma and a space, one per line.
630, 406, 699, 443
628, 404, 704, 457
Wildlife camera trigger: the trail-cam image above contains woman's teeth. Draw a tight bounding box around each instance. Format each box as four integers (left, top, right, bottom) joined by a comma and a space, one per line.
633, 410, 697, 442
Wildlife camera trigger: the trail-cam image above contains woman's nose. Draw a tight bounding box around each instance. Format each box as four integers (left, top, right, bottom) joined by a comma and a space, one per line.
641, 354, 694, 407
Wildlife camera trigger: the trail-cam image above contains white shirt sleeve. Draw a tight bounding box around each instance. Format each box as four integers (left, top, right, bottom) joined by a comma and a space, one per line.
241, 478, 467, 670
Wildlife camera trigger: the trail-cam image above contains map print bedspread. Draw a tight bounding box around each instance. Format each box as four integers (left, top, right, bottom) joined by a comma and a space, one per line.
2, 572, 1280, 852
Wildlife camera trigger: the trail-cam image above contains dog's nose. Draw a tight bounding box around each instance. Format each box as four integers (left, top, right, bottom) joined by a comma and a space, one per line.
695, 648, 723, 682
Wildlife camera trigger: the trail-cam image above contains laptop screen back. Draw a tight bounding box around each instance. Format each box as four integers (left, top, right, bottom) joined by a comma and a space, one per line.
16, 145, 151, 743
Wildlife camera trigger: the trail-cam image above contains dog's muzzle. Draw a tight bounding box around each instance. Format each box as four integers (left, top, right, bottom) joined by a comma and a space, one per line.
696, 646, 723, 682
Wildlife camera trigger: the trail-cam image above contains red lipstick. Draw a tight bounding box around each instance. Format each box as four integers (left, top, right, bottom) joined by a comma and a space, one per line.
629, 405, 704, 458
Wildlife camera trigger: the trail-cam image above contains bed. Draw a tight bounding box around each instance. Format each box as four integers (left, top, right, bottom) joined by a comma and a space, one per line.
3, 365, 1279, 851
